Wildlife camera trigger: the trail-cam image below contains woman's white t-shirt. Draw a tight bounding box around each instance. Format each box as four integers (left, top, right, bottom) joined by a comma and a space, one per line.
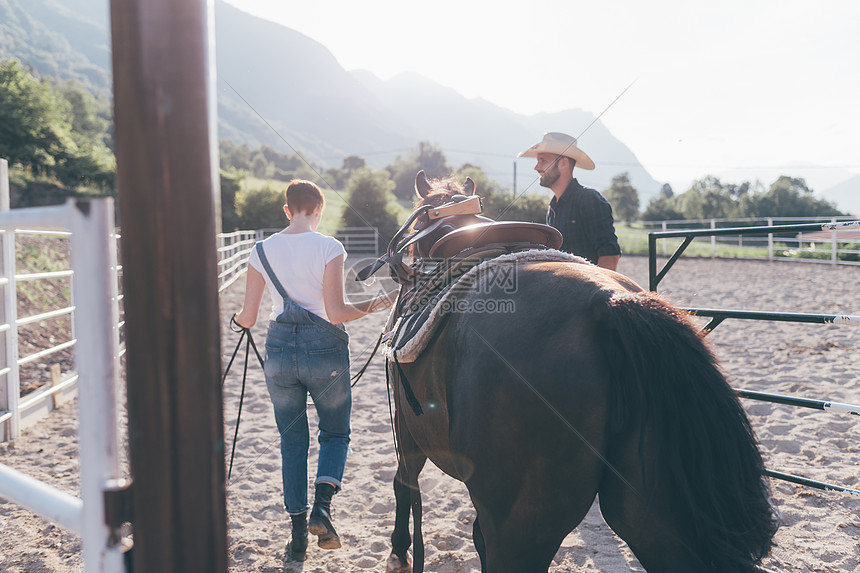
248, 232, 347, 323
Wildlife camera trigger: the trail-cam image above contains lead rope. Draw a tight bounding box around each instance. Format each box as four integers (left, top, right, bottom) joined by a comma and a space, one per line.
223, 315, 382, 479
350, 331, 384, 387
223, 315, 265, 480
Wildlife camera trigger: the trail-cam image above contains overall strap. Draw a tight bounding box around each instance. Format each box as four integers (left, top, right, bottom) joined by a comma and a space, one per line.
255, 241, 291, 301
256, 241, 349, 341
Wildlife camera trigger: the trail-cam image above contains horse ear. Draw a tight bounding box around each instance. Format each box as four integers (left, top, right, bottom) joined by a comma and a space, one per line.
463, 177, 476, 196
415, 170, 432, 198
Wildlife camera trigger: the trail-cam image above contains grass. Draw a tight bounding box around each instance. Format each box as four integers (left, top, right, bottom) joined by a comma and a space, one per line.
16, 235, 73, 308
239, 176, 414, 236
617, 223, 771, 259
13, 234, 75, 395
236, 180, 854, 263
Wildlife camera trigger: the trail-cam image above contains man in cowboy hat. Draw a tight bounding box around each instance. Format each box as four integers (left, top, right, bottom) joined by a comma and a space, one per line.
519, 132, 621, 270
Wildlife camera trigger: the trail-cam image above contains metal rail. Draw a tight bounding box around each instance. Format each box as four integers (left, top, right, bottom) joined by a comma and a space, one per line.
648, 220, 860, 291
682, 308, 860, 335
765, 469, 860, 498
736, 389, 860, 416
647, 220, 860, 499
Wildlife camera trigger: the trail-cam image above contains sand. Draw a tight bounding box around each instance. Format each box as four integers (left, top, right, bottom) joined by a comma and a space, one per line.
1, 256, 858, 572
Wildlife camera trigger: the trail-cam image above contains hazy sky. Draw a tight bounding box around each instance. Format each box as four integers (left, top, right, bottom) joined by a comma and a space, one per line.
223, 0, 860, 193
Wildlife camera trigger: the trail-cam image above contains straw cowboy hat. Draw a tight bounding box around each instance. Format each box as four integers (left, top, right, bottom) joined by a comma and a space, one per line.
518, 132, 595, 170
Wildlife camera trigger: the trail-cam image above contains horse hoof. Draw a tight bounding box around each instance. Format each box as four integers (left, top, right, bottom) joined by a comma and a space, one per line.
385, 552, 412, 573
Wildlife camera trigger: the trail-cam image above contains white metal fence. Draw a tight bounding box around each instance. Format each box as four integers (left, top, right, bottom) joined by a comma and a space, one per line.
0, 196, 125, 573
217, 229, 257, 292
218, 226, 381, 293
633, 216, 860, 266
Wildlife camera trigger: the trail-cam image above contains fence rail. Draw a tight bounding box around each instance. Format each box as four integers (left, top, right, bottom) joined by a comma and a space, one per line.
647, 219, 860, 500
0, 196, 125, 573
635, 216, 860, 267
217, 227, 380, 293
647, 219, 860, 291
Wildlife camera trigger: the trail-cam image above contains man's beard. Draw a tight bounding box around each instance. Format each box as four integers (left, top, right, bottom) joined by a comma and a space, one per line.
539, 165, 560, 188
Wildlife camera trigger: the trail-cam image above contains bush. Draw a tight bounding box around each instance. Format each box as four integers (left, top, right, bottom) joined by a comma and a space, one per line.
840, 242, 860, 262
220, 170, 243, 231
341, 168, 401, 245
235, 183, 286, 230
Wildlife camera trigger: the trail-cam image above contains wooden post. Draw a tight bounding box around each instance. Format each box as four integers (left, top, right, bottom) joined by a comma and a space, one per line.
109, 0, 227, 571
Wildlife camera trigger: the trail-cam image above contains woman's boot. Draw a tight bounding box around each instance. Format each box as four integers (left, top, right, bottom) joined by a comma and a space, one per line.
289, 511, 308, 561
308, 482, 341, 549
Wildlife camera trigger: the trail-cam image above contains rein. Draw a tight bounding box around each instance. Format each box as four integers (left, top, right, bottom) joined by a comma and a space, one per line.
223, 316, 387, 480
222, 315, 265, 480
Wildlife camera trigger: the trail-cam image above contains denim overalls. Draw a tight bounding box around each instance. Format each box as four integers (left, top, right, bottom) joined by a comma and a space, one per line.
256, 242, 351, 515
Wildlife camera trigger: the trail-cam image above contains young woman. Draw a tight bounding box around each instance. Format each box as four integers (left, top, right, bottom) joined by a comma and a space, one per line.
234, 180, 397, 560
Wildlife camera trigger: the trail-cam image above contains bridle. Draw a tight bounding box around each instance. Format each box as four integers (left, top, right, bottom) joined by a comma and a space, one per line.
355, 194, 483, 286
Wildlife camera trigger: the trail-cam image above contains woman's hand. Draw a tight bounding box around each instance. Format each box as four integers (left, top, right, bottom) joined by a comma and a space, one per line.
232, 312, 253, 330
324, 255, 400, 323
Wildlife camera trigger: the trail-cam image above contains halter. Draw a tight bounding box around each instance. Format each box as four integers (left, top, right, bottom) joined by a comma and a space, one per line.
355, 195, 487, 285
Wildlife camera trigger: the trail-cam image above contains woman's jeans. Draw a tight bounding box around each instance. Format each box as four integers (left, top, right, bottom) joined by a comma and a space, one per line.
264, 321, 351, 515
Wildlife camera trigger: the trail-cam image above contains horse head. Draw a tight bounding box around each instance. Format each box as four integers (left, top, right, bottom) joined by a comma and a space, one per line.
414, 169, 476, 207
355, 171, 486, 283
410, 170, 485, 258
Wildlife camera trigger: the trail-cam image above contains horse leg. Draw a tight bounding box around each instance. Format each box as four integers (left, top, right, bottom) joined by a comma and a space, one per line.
465, 458, 602, 573
387, 469, 414, 573
410, 473, 425, 573
470, 505, 575, 573
598, 436, 708, 572
386, 412, 427, 573
472, 517, 487, 573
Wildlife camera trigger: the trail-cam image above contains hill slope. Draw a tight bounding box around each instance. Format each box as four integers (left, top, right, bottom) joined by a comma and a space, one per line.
1, 0, 662, 199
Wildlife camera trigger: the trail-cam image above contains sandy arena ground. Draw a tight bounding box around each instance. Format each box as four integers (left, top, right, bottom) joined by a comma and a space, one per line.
1, 255, 858, 572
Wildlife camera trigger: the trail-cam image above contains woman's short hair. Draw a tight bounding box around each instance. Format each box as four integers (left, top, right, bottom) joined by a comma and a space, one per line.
285, 180, 325, 215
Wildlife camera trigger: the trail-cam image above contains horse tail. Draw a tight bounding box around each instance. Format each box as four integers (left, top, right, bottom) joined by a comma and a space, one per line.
593, 289, 779, 571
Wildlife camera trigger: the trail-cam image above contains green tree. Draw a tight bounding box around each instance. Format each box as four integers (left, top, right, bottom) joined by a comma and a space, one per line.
751, 176, 841, 217
260, 144, 302, 172
220, 169, 245, 230
455, 165, 546, 223
603, 172, 640, 222
57, 81, 113, 150
341, 168, 401, 244
0, 59, 71, 175
0, 59, 116, 192
387, 142, 451, 200
250, 152, 269, 178
660, 183, 674, 199
220, 140, 252, 171
674, 176, 743, 219
641, 195, 684, 221
235, 183, 287, 230
321, 156, 367, 191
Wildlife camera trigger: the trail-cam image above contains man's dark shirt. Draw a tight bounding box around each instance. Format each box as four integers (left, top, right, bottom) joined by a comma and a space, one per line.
546, 179, 621, 264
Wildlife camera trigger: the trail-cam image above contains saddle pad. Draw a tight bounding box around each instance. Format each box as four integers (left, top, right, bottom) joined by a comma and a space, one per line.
384, 249, 589, 363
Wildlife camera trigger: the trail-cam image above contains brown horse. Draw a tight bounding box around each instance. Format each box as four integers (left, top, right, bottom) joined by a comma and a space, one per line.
383, 173, 778, 573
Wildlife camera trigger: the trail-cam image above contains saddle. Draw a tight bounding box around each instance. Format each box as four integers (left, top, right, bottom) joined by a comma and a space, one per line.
357, 195, 564, 363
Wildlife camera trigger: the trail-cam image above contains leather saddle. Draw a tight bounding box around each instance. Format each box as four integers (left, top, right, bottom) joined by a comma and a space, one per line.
427, 220, 562, 259
382, 214, 562, 359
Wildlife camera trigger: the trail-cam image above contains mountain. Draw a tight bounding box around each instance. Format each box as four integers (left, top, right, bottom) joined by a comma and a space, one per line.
0, 0, 110, 91
820, 175, 860, 216
0, 0, 663, 200
351, 71, 659, 197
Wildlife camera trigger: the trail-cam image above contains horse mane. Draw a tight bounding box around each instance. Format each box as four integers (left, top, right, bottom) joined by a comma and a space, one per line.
416, 177, 465, 207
